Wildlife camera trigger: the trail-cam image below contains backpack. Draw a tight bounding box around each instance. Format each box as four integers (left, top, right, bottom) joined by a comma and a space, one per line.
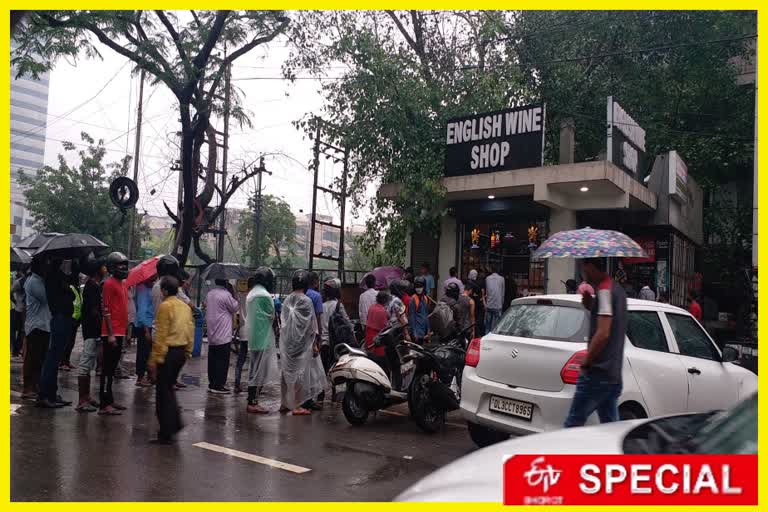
429, 300, 455, 339
328, 301, 356, 350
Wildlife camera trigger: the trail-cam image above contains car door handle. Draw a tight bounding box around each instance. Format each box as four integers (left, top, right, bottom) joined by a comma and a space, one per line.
687, 367, 701, 375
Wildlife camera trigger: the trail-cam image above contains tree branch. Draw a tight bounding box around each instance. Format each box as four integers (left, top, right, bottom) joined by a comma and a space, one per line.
205, 16, 289, 104
154, 10, 192, 74
189, 10, 202, 29
192, 10, 229, 69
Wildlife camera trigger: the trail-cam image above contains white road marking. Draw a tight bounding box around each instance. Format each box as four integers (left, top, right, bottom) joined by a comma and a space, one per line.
193, 442, 311, 474
11, 404, 22, 416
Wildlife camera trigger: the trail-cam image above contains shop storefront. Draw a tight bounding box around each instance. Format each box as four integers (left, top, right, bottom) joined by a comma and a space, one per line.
388, 99, 703, 306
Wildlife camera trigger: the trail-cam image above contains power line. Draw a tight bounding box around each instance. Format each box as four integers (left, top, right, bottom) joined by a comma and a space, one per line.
11, 60, 130, 142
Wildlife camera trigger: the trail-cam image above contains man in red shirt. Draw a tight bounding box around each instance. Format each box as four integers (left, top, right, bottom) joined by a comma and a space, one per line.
99, 252, 130, 416
688, 289, 703, 322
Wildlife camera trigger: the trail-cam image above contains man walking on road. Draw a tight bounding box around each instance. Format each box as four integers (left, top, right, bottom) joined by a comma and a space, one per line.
148, 276, 193, 444
358, 274, 378, 329
564, 258, 627, 427
484, 266, 505, 333
205, 279, 239, 394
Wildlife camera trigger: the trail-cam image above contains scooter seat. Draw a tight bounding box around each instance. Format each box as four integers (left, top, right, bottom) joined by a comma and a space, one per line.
334, 343, 368, 358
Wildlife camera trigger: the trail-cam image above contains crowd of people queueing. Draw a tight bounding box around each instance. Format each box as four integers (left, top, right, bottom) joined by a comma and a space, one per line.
9, 251, 361, 444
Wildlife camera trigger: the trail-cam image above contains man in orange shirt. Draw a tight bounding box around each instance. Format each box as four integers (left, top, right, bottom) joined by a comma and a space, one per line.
688, 289, 703, 322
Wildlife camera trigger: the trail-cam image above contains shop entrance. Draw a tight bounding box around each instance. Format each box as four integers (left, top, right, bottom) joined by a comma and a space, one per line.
453, 198, 549, 299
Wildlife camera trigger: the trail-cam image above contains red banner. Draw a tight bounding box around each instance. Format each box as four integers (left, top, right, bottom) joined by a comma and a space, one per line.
624, 235, 656, 264
503, 455, 757, 506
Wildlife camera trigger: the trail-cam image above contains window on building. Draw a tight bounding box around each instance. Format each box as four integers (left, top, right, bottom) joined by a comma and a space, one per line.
13, 216, 22, 226
25, 218, 33, 227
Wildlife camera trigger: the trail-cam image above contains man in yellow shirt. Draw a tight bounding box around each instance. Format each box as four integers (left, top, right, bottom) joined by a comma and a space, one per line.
148, 276, 193, 444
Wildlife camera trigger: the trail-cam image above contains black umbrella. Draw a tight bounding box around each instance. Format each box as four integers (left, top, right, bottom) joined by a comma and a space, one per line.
11, 247, 32, 269
15, 232, 65, 250
32, 233, 108, 258
201, 262, 253, 281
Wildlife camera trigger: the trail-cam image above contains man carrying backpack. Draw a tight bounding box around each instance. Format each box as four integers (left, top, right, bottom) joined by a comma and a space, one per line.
322, 278, 355, 370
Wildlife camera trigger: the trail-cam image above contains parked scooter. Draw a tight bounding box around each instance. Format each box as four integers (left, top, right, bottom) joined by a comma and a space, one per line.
330, 325, 417, 424
330, 323, 473, 433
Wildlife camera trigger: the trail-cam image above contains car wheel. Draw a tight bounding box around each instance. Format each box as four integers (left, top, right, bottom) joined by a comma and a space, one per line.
619, 403, 646, 421
467, 421, 509, 448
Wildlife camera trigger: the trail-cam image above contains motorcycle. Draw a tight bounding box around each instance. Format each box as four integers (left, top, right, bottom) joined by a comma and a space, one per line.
330, 323, 473, 433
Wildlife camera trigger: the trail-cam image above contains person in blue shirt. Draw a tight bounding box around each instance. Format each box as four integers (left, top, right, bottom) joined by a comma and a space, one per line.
409, 276, 432, 344
304, 272, 326, 409
134, 277, 156, 387
420, 262, 436, 298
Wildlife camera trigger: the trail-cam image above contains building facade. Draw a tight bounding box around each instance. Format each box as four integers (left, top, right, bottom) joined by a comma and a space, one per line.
382, 101, 704, 308
10, 40, 50, 243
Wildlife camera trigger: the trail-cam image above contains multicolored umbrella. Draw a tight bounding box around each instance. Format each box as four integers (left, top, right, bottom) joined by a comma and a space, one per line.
532, 227, 647, 259
124, 255, 161, 288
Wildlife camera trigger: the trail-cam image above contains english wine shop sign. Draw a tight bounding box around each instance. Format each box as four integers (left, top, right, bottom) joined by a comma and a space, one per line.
444, 104, 546, 177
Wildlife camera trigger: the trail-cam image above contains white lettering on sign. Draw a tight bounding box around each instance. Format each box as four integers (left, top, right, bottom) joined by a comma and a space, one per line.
578, 463, 744, 496
470, 141, 511, 169
612, 101, 646, 151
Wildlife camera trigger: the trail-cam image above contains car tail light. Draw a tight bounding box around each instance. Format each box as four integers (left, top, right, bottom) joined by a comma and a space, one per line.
560, 349, 588, 384
465, 338, 482, 367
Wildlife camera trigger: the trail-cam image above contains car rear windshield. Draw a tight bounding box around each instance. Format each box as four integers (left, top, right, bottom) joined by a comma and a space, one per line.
492, 304, 590, 342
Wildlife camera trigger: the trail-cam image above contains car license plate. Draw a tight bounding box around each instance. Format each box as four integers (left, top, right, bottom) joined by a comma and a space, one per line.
489, 396, 533, 420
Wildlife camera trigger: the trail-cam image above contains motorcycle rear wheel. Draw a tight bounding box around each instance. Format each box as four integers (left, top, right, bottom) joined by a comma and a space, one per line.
410, 373, 446, 433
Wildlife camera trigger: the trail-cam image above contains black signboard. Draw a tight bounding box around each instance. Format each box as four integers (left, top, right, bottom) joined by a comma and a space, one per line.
444, 104, 545, 177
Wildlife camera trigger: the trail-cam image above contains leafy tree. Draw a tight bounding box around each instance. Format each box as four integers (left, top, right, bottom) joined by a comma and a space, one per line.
237, 194, 297, 268
13, 10, 290, 265
285, 11, 525, 263
17, 132, 150, 255
285, 10, 755, 265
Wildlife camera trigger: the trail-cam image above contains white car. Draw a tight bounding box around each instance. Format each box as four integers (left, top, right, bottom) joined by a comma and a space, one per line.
398, 393, 757, 502
461, 295, 757, 447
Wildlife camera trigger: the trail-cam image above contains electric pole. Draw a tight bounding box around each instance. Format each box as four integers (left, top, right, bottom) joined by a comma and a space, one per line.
252, 156, 272, 267
127, 68, 145, 260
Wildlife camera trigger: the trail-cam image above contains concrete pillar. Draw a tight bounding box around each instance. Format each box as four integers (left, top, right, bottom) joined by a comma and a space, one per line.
546, 208, 577, 294
437, 215, 457, 300
559, 118, 575, 165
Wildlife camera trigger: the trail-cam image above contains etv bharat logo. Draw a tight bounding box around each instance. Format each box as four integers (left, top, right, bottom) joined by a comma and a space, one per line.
524, 457, 563, 492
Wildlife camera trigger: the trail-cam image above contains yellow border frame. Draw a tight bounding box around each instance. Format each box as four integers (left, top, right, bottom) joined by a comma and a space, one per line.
1, 4, 764, 509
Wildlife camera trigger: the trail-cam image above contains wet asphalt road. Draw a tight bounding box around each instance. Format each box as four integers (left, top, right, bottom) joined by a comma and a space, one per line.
10, 342, 476, 501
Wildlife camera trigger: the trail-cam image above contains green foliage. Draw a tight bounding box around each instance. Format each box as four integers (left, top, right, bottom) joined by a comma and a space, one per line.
17, 132, 149, 255
237, 194, 297, 268
285, 10, 755, 265
286, 11, 525, 264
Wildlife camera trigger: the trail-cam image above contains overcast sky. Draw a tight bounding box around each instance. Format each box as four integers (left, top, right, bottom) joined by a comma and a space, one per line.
42, 37, 369, 226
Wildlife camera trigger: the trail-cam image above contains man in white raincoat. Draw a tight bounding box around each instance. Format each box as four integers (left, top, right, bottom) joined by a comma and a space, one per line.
245, 267, 280, 414
279, 270, 319, 416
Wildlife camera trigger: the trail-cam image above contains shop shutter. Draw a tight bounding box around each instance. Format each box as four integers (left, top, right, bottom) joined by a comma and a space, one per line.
411, 229, 439, 272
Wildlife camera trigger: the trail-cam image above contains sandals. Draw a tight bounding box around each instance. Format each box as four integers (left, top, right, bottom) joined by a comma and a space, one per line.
247, 404, 270, 414
97, 408, 122, 416
291, 408, 311, 416
75, 403, 98, 413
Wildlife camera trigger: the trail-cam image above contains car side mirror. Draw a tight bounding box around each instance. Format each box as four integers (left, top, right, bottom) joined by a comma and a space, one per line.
721, 346, 739, 363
